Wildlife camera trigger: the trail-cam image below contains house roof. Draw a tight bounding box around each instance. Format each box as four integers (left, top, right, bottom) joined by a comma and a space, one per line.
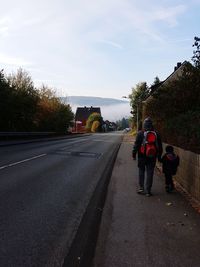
161, 60, 189, 87
75, 106, 101, 121
149, 81, 164, 95
148, 61, 190, 96
142, 61, 190, 104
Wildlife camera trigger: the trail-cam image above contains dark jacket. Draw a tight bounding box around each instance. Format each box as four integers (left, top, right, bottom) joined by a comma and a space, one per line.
161, 152, 180, 175
132, 130, 163, 161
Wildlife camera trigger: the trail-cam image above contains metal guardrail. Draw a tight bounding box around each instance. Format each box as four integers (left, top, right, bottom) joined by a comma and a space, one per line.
0, 132, 90, 147
0, 132, 56, 137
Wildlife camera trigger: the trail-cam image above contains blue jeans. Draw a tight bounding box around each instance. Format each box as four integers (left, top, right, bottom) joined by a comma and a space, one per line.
138, 158, 156, 193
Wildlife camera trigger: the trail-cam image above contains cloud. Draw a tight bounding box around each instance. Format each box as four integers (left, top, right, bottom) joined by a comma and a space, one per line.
117, 3, 187, 42
0, 26, 9, 36
0, 16, 12, 26
0, 0, 192, 99
0, 53, 31, 67
167, 38, 192, 44
101, 103, 131, 121
151, 5, 187, 27
98, 40, 123, 49
0, 1, 188, 42
0, 16, 12, 37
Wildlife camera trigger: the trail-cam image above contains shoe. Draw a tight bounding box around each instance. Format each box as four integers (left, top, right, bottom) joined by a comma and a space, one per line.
137, 188, 144, 194
145, 192, 152, 197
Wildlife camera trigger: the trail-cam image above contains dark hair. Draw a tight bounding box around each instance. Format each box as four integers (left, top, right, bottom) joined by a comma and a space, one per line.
143, 117, 153, 130
165, 145, 174, 153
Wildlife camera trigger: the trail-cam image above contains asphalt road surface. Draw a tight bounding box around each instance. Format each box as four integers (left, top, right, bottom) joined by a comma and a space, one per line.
0, 132, 123, 267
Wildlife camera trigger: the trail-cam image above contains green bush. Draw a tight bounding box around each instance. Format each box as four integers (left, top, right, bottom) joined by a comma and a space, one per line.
163, 111, 200, 153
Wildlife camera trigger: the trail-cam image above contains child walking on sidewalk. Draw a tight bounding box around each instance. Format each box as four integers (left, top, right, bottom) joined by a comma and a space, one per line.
161, 145, 180, 193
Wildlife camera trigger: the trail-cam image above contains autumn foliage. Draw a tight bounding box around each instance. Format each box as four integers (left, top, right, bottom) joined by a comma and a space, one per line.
85, 112, 103, 133
0, 68, 74, 133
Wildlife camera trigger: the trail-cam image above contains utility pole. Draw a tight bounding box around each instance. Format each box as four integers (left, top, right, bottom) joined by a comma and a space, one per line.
136, 104, 139, 132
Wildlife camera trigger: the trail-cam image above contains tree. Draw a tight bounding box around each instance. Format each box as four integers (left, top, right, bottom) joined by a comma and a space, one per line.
36, 85, 74, 132
1, 68, 74, 133
152, 76, 161, 85
91, 120, 100, 133
129, 82, 149, 129
121, 117, 129, 129
7, 68, 39, 131
35, 85, 59, 130
0, 69, 15, 131
192, 36, 200, 68
85, 112, 103, 132
7, 67, 34, 92
116, 118, 129, 130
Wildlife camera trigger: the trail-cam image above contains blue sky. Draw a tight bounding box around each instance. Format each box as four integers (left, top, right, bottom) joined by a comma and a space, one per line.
0, 0, 199, 99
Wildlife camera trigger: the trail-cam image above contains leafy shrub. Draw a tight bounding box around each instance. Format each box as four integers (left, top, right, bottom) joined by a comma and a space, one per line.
85, 112, 103, 132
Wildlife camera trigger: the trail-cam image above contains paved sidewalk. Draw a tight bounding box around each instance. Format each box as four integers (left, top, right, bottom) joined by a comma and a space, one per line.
93, 134, 200, 267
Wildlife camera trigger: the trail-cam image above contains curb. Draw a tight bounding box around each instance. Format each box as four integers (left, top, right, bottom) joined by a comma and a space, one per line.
62, 141, 122, 267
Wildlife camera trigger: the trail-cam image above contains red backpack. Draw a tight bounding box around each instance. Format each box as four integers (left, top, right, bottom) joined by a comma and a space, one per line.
140, 131, 158, 158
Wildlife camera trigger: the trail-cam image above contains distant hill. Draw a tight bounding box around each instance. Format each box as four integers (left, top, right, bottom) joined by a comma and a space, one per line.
61, 96, 130, 121
62, 96, 128, 107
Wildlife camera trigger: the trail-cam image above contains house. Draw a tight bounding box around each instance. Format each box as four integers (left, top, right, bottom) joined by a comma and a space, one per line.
149, 61, 188, 94
103, 120, 117, 132
74, 106, 101, 132
142, 61, 190, 120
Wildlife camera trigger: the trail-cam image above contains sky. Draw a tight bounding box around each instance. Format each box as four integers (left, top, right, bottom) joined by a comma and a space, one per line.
0, 0, 200, 100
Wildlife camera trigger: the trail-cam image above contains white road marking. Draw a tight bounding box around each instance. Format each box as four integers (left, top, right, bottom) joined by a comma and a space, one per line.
0, 154, 47, 170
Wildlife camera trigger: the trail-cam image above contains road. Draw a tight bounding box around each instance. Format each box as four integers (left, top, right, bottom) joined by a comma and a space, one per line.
0, 132, 123, 267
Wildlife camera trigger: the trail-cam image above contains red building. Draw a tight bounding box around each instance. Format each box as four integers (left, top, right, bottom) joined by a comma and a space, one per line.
74, 106, 101, 132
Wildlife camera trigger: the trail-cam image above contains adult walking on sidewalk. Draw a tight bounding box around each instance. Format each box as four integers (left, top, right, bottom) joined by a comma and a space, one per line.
132, 117, 163, 196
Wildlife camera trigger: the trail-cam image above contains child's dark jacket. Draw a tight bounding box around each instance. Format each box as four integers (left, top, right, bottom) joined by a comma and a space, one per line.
161, 152, 180, 175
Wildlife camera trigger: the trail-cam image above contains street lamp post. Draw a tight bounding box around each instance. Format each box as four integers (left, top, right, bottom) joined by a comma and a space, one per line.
136, 103, 139, 132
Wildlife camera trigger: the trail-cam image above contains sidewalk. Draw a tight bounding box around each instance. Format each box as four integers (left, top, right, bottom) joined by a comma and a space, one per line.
93, 134, 200, 267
